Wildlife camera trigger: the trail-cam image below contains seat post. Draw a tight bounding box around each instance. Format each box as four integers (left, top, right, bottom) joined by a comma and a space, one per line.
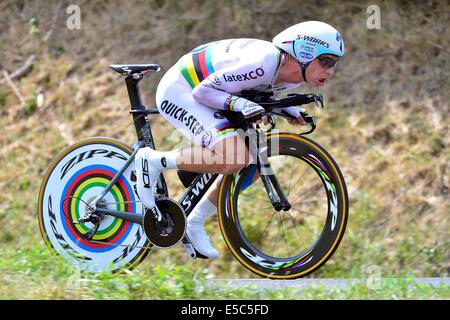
124, 75, 156, 148
123, 72, 169, 197
125, 75, 144, 110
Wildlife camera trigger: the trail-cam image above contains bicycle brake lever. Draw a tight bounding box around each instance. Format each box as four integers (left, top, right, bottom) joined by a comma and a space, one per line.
262, 113, 276, 131
313, 94, 324, 109
299, 112, 316, 135
286, 93, 324, 109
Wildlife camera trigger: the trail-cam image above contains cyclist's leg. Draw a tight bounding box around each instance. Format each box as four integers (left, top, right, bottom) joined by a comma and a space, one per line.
205, 158, 259, 207
176, 135, 251, 258
176, 135, 250, 174
154, 64, 251, 175
136, 65, 248, 209
150, 65, 252, 258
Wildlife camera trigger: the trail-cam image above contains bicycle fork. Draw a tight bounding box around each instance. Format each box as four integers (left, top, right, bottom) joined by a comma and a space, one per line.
250, 130, 291, 212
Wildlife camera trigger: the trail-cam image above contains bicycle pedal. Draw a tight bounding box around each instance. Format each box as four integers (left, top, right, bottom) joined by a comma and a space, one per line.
182, 238, 197, 259
182, 237, 210, 260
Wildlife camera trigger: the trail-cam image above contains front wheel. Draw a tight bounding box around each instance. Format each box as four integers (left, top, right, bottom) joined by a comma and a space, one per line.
218, 133, 349, 279
38, 137, 151, 273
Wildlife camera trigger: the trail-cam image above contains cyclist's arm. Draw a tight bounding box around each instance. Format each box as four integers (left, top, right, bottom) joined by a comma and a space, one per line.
192, 62, 275, 112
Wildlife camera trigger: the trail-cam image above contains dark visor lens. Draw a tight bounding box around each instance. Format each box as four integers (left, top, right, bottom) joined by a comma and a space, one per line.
317, 56, 338, 68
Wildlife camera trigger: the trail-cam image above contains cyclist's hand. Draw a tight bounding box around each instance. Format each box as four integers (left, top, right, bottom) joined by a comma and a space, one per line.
287, 116, 307, 126
257, 115, 269, 125
274, 106, 307, 126
238, 100, 266, 123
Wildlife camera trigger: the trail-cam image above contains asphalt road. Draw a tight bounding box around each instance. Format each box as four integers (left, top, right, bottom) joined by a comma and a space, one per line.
203, 277, 450, 291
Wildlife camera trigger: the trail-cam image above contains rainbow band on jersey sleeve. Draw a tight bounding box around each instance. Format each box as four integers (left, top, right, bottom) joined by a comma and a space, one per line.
179, 44, 215, 88
224, 95, 239, 111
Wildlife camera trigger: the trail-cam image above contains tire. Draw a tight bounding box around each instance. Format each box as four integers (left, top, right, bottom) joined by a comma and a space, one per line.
37, 137, 151, 273
218, 133, 348, 279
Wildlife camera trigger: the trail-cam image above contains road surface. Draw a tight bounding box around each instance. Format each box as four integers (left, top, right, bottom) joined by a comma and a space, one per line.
203, 277, 449, 291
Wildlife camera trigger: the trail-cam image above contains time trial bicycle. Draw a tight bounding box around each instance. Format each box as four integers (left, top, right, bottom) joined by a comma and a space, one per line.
38, 64, 348, 279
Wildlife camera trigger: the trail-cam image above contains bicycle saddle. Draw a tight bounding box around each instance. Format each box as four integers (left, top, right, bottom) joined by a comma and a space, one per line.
109, 64, 161, 75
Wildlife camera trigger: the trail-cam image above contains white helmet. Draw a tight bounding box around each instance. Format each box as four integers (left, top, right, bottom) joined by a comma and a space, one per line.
272, 21, 345, 64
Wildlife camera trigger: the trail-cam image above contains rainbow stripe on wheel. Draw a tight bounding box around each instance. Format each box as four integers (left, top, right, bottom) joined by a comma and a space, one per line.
60, 164, 136, 252
38, 137, 151, 273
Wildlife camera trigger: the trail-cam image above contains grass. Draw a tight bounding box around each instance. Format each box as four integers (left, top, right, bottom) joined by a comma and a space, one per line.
0, 244, 448, 300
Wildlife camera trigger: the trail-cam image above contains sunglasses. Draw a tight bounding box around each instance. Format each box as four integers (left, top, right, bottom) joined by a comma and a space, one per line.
317, 56, 339, 69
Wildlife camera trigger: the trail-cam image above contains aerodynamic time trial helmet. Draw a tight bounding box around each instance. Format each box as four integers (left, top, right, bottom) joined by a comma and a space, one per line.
272, 21, 345, 82
272, 20, 345, 63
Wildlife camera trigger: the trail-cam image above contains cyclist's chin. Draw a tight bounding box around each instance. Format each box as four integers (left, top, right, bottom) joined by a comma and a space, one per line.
309, 80, 323, 87
310, 78, 328, 87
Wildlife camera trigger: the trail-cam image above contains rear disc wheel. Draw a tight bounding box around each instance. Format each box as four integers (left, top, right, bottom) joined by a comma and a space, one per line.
38, 137, 151, 273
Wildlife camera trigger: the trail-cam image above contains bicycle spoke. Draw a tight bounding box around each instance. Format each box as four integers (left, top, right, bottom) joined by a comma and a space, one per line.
241, 206, 276, 229
290, 199, 322, 207
288, 183, 323, 204
260, 210, 277, 241
252, 205, 279, 212
285, 211, 307, 249
278, 212, 290, 257
274, 160, 309, 198
240, 160, 327, 257
286, 172, 294, 199
287, 208, 320, 236
289, 188, 321, 204
240, 193, 270, 203
283, 171, 303, 199
288, 207, 316, 216
272, 213, 282, 254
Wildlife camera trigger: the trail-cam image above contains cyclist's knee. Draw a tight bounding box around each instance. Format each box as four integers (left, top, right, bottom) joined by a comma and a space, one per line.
221, 163, 247, 175
211, 135, 250, 174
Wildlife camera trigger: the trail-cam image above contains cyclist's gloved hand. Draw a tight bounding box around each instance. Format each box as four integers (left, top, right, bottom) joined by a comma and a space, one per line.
274, 106, 307, 125
233, 98, 266, 123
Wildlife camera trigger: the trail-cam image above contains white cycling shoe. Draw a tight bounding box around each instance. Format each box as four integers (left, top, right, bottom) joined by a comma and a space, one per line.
186, 223, 220, 259
135, 147, 164, 209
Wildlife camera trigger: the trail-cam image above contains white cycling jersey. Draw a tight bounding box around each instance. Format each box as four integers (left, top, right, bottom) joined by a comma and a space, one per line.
155, 39, 301, 149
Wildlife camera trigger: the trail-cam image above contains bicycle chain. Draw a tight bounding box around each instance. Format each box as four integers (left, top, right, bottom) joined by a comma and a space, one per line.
88, 239, 153, 250
101, 200, 142, 206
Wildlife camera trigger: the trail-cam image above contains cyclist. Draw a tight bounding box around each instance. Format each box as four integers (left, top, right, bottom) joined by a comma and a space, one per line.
135, 21, 345, 259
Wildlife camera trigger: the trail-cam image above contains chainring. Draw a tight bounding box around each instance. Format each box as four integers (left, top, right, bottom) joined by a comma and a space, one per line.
143, 197, 186, 249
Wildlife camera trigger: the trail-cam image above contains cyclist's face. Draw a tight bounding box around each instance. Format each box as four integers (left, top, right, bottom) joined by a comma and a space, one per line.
306, 54, 339, 87
276, 54, 303, 84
